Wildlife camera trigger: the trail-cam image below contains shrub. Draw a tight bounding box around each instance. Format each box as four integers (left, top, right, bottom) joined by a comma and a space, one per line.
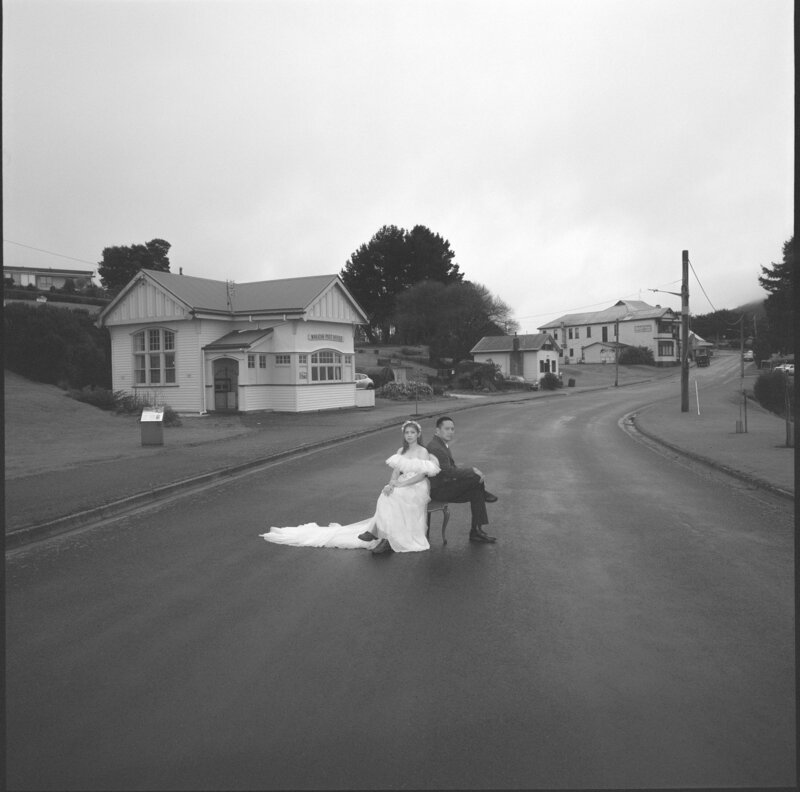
540, 372, 562, 390
376, 380, 434, 401
3, 302, 111, 389
753, 371, 794, 418
64, 386, 183, 425
618, 346, 655, 365
66, 385, 120, 410
452, 360, 502, 391
162, 406, 183, 427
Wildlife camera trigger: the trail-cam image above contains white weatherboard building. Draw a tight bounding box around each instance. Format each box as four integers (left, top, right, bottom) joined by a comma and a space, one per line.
538, 300, 680, 366
470, 333, 560, 383
97, 270, 369, 414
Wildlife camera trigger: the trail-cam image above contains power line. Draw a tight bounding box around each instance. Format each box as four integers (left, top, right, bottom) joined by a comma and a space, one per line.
3, 239, 97, 267
515, 283, 681, 322
688, 258, 718, 313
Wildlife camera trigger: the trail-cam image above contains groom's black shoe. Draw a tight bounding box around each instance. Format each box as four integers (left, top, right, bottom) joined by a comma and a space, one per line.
483, 492, 498, 503
469, 529, 496, 544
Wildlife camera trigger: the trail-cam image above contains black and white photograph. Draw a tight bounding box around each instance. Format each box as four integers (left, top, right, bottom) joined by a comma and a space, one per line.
3, 0, 794, 789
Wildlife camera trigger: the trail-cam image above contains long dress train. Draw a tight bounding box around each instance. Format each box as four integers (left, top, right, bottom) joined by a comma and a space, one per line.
259, 453, 440, 552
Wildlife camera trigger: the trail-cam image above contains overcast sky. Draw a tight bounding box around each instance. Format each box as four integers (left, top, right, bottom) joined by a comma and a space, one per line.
3, 0, 793, 330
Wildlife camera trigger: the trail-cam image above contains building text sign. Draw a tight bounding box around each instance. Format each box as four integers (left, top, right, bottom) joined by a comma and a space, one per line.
307, 333, 343, 342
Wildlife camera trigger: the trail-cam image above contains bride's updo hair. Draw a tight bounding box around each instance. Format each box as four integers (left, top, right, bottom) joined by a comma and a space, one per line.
400, 420, 423, 454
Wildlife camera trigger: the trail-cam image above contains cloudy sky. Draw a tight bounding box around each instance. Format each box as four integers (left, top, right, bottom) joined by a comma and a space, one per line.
3, 0, 793, 329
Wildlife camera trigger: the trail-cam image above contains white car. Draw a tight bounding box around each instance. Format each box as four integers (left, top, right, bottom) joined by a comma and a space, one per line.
773, 364, 794, 375
354, 372, 374, 389
743, 350, 754, 361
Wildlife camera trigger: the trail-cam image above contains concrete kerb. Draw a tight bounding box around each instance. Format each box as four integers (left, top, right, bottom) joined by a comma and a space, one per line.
627, 408, 794, 502
1, 384, 672, 550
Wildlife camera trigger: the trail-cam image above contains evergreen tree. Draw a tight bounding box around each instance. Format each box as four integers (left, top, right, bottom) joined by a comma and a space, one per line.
98, 238, 171, 296
341, 225, 462, 342
758, 236, 795, 355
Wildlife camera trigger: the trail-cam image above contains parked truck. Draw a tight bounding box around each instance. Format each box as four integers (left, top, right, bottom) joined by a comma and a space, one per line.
695, 348, 710, 367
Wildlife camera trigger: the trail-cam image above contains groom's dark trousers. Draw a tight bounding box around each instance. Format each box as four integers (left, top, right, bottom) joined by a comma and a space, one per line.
426, 436, 489, 528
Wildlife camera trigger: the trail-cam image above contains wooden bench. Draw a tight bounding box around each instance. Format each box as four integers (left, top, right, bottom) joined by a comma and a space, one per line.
426, 501, 450, 545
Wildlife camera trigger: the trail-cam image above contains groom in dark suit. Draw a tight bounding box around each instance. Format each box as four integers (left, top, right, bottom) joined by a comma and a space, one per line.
426, 416, 498, 543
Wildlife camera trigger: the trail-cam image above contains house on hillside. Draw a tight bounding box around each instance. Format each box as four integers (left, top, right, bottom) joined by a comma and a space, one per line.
470, 333, 560, 383
4, 265, 95, 291
538, 300, 680, 366
96, 270, 369, 414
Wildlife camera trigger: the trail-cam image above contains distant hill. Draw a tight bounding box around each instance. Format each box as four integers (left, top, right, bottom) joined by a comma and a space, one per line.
735, 298, 766, 317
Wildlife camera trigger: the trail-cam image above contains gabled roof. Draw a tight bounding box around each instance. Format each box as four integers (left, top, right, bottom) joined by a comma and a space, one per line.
146, 270, 345, 313
538, 300, 677, 330
689, 332, 712, 347
470, 333, 557, 355
204, 325, 281, 350
98, 269, 368, 325
582, 340, 628, 349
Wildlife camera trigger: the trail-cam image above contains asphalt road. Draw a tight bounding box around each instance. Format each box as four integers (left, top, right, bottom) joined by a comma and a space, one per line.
5, 376, 795, 790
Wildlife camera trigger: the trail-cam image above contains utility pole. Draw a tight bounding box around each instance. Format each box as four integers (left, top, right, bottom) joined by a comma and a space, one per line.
681, 250, 689, 412
648, 251, 689, 412
614, 320, 619, 387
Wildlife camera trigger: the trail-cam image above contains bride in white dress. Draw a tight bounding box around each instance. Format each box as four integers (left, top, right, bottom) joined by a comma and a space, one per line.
259, 420, 440, 554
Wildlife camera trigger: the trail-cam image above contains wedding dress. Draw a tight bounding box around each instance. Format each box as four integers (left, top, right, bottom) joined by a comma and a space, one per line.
260, 452, 440, 552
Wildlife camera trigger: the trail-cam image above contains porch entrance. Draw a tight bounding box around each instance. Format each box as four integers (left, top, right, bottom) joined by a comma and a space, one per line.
213, 358, 239, 411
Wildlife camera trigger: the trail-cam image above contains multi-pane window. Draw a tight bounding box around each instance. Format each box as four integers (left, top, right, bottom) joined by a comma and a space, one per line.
275, 354, 290, 365
259, 354, 267, 368
310, 351, 342, 382
248, 354, 255, 369
133, 328, 175, 385
298, 354, 308, 364
658, 341, 675, 357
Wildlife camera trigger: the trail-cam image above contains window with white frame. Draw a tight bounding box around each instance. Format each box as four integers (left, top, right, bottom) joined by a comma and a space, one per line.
299, 354, 308, 364
658, 341, 675, 356
248, 354, 255, 369
275, 354, 290, 365
259, 354, 266, 369
310, 350, 342, 382
133, 328, 176, 385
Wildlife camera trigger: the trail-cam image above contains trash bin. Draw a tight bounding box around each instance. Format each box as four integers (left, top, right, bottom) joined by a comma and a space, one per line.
140, 408, 164, 446
568, 378, 576, 387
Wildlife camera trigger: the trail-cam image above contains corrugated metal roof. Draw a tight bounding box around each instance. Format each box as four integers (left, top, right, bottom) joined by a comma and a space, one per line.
204, 326, 279, 350
145, 270, 340, 313
538, 299, 676, 329
470, 333, 554, 354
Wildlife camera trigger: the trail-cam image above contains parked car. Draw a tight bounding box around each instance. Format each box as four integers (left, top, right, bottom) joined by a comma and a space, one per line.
502, 374, 538, 391
743, 350, 754, 361
773, 363, 794, 375
354, 372, 374, 389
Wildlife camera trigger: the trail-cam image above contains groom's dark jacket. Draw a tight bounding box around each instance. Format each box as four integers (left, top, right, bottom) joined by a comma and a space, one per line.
426, 436, 476, 496
425, 435, 489, 526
